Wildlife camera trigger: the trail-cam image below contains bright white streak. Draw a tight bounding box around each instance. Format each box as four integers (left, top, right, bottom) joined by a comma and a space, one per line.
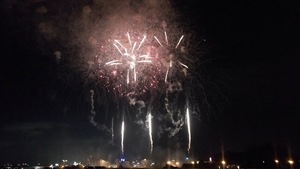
113, 43, 124, 55
105, 60, 120, 65
108, 63, 122, 66
154, 36, 163, 47
186, 108, 191, 153
127, 70, 129, 84
175, 35, 184, 49
114, 40, 127, 52
178, 61, 189, 69
137, 60, 152, 63
131, 42, 137, 55
121, 121, 125, 154
164, 31, 169, 45
127, 32, 132, 47
137, 35, 146, 50
148, 113, 153, 153
139, 55, 152, 59
165, 68, 169, 83
133, 66, 136, 82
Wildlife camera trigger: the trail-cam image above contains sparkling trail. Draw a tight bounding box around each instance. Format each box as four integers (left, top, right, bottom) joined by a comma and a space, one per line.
137, 35, 146, 50
131, 42, 136, 55
178, 61, 189, 69
154, 36, 163, 47
165, 68, 169, 83
114, 40, 127, 52
121, 121, 125, 154
148, 113, 153, 153
127, 70, 129, 84
109, 63, 122, 66
127, 32, 132, 47
164, 31, 168, 45
113, 43, 123, 55
186, 108, 191, 153
133, 66, 136, 82
137, 60, 152, 63
175, 35, 184, 49
105, 60, 121, 65
139, 55, 152, 59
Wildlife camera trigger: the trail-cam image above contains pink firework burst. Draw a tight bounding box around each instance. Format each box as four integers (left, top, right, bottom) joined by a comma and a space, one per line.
99, 32, 166, 96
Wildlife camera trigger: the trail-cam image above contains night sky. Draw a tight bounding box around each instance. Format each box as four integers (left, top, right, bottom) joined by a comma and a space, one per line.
1, 0, 300, 166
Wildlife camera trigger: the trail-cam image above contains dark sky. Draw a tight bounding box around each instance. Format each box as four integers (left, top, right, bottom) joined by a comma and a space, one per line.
1, 0, 300, 166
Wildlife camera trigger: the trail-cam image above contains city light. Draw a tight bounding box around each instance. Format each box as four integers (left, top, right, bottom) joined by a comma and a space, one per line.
288, 160, 294, 165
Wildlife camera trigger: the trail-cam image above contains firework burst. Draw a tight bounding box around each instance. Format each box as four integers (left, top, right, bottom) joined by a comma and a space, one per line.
92, 31, 169, 97
153, 30, 189, 83
73, 7, 201, 155
106, 32, 151, 85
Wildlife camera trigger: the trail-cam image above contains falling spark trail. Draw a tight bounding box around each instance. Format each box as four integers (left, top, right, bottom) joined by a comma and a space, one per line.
105, 60, 121, 65
154, 36, 163, 47
139, 55, 152, 59
133, 67, 136, 82
165, 68, 169, 83
127, 70, 129, 84
138, 60, 152, 63
131, 42, 136, 55
109, 63, 122, 66
121, 121, 125, 154
175, 35, 184, 49
113, 44, 123, 55
148, 113, 153, 153
164, 31, 169, 45
127, 32, 132, 47
186, 108, 191, 153
137, 35, 146, 50
114, 40, 127, 52
178, 61, 189, 69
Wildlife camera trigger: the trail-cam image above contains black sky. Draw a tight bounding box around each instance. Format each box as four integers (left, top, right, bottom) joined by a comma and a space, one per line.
1, 0, 300, 165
